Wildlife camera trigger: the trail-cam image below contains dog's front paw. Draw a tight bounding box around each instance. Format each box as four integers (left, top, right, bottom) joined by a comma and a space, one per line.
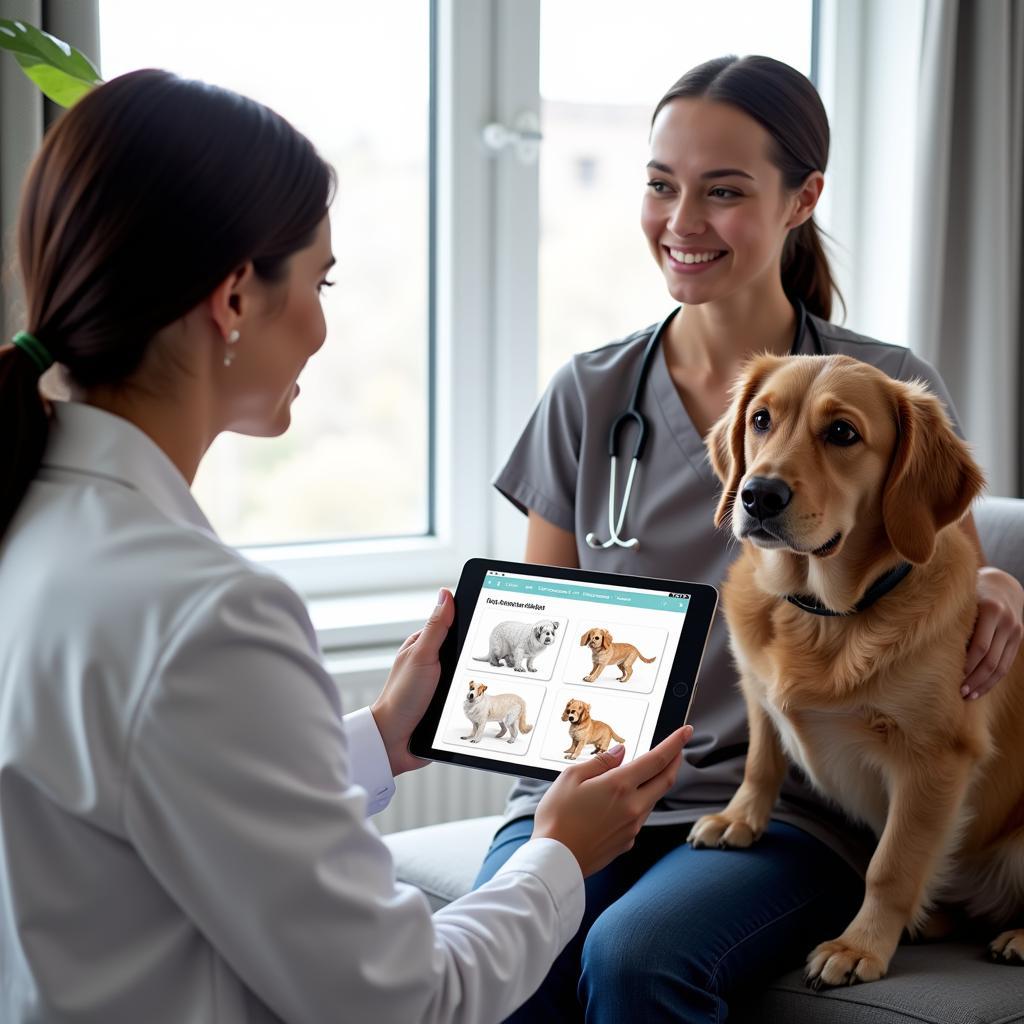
989, 930, 1024, 964
805, 937, 888, 989
687, 813, 760, 849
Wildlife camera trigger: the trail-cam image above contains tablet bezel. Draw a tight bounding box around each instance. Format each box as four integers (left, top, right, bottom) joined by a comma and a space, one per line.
409, 557, 718, 782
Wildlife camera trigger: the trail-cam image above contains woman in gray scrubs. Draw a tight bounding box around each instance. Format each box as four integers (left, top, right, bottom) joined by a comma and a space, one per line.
474, 55, 1024, 1023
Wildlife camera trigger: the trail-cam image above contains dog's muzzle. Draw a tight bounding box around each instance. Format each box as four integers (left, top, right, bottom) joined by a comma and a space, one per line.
741, 476, 792, 520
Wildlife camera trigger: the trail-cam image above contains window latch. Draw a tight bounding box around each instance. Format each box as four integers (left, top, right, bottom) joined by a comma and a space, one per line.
481, 111, 542, 165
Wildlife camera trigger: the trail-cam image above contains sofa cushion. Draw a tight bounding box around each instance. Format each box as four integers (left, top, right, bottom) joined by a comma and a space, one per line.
383, 815, 504, 912
739, 943, 1024, 1023
974, 496, 1024, 582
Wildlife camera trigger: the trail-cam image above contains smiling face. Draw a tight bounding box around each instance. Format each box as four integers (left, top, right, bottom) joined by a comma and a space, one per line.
640, 98, 820, 309
221, 215, 335, 437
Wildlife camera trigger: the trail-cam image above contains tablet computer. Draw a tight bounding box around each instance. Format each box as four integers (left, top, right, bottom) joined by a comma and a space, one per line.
410, 558, 718, 783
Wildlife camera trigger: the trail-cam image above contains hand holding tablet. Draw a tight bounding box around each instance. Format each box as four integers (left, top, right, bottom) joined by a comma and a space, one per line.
410, 559, 717, 782
533, 723, 694, 876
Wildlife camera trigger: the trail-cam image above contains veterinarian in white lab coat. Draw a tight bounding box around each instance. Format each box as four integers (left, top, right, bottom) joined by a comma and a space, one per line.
0, 71, 691, 1024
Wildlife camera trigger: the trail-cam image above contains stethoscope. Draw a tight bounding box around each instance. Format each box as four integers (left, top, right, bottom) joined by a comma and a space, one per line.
585, 299, 823, 551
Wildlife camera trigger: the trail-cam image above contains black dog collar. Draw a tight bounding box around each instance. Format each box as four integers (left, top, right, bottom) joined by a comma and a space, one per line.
785, 561, 913, 617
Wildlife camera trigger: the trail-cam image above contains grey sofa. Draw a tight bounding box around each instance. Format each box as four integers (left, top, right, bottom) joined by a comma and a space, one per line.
384, 496, 1024, 1023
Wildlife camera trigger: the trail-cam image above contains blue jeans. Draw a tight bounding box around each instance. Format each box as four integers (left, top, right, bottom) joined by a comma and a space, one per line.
474, 817, 863, 1023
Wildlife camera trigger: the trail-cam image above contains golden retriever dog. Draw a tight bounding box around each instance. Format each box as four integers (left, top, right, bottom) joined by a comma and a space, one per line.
688, 353, 1024, 988
561, 698, 625, 760
580, 627, 657, 683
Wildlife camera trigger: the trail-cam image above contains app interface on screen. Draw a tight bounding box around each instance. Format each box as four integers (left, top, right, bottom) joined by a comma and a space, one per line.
431, 571, 691, 770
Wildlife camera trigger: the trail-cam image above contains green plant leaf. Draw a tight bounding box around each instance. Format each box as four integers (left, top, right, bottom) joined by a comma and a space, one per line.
0, 18, 102, 107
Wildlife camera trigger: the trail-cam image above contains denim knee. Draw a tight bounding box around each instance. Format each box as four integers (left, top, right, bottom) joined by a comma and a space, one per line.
579, 906, 718, 1018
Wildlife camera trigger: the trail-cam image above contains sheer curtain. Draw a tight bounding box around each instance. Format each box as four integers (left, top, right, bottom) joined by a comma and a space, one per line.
0, 0, 98, 341
910, 0, 1024, 498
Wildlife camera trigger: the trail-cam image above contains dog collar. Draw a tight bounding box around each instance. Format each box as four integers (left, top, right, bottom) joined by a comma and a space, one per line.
785, 561, 913, 617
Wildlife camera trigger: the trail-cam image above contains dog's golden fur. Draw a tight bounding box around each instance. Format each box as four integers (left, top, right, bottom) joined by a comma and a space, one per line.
561, 698, 625, 760
690, 353, 1024, 987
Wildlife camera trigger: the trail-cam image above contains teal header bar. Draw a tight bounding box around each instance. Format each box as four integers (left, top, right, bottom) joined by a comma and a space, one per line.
483, 573, 689, 613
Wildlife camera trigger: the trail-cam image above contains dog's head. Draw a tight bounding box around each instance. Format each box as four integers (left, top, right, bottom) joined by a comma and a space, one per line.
561, 698, 591, 724
707, 354, 983, 567
465, 681, 488, 702
580, 628, 612, 650
533, 620, 559, 645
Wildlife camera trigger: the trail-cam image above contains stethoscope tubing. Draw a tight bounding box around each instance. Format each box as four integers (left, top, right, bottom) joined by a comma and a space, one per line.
586, 301, 821, 552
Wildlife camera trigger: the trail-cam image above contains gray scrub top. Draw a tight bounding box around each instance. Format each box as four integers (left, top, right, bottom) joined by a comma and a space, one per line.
494, 311, 964, 874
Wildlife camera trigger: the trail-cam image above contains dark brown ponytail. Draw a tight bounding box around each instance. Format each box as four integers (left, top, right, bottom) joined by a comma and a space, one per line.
0, 347, 50, 534
653, 55, 843, 321
1, 69, 334, 540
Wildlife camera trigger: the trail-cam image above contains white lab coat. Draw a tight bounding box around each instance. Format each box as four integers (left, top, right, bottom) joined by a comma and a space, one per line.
0, 401, 583, 1024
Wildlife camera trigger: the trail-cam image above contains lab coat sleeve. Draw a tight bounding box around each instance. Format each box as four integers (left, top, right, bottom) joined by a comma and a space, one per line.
120, 571, 584, 1024
341, 706, 396, 816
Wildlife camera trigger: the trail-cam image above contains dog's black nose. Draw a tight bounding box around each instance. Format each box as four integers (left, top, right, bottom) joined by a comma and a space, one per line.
741, 476, 792, 520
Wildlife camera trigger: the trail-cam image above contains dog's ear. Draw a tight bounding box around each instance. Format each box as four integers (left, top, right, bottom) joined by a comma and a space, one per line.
601, 631, 612, 650
882, 380, 985, 564
553, 621, 560, 631
580, 630, 591, 646
708, 355, 781, 528
478, 682, 488, 693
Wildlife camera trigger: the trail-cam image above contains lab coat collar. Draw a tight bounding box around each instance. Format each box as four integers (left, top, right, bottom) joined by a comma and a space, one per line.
42, 401, 217, 536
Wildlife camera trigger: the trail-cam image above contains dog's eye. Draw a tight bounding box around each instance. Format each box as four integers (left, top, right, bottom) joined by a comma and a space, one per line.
825, 420, 861, 447
751, 409, 771, 433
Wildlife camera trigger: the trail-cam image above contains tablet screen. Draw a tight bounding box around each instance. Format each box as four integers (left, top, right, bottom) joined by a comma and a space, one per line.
428, 567, 695, 771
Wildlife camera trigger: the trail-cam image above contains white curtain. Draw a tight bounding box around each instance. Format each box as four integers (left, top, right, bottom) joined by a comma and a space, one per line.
0, 0, 98, 342
910, 0, 1024, 498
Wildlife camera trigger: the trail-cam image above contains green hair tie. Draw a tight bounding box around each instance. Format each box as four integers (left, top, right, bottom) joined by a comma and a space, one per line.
10, 331, 54, 375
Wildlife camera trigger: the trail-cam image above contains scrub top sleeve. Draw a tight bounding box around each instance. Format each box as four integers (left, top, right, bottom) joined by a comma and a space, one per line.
896, 348, 965, 438
121, 571, 582, 1024
493, 359, 583, 534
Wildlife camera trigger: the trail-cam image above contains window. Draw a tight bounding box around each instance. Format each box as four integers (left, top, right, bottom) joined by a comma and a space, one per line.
93, 1, 820, 611
98, 0, 432, 550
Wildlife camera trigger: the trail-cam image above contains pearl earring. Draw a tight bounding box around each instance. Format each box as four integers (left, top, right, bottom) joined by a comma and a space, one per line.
224, 328, 240, 367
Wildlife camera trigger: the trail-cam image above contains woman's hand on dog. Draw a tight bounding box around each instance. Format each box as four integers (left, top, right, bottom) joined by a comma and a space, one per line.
963, 567, 1024, 699
533, 725, 693, 877
372, 589, 455, 776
